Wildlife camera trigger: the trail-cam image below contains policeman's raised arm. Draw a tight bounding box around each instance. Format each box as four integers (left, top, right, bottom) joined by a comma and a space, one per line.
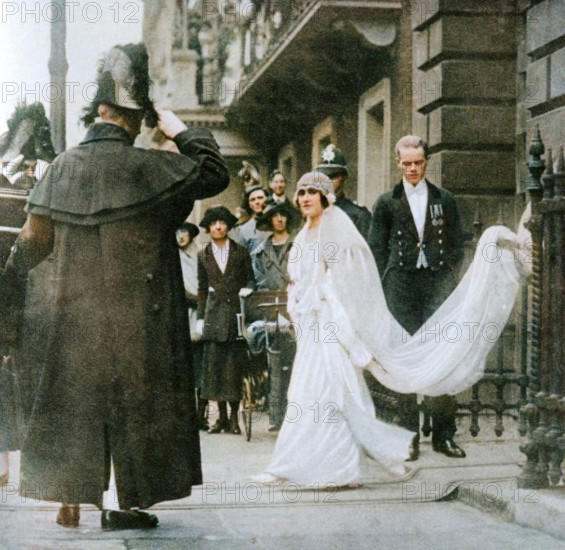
158, 109, 229, 200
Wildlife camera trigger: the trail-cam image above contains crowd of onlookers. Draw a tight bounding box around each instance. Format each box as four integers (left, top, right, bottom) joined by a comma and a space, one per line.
176, 166, 303, 437
177, 144, 366, 437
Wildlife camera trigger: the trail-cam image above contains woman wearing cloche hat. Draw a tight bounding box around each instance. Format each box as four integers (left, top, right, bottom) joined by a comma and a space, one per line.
196, 206, 255, 435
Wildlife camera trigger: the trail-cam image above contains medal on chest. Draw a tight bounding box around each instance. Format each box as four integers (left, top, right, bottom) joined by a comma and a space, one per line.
430, 204, 444, 226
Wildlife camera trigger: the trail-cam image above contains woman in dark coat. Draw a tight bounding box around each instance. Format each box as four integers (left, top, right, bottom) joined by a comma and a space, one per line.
197, 206, 255, 434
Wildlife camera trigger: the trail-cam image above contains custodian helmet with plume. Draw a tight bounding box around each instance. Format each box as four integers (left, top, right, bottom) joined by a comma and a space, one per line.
82, 43, 159, 128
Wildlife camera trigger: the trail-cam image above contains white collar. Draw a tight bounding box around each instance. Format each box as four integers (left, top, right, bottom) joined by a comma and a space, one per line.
403, 179, 427, 197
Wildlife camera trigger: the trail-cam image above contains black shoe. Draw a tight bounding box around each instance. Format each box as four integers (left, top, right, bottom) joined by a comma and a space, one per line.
433, 440, 466, 459
101, 510, 158, 531
268, 425, 280, 432
406, 442, 420, 462
230, 414, 241, 435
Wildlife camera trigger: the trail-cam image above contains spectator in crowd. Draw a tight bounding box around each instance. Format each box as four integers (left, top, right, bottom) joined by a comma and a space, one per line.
0, 103, 55, 190
268, 170, 293, 208
177, 221, 208, 431
236, 185, 271, 254
252, 199, 299, 431
197, 206, 255, 435
235, 160, 261, 223
252, 199, 299, 290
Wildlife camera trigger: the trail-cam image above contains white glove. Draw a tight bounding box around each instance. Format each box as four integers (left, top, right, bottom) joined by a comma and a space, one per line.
239, 287, 253, 297
157, 108, 188, 139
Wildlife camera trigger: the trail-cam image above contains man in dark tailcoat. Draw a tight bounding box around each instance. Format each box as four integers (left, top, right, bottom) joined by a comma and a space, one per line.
368, 135, 465, 460
0, 43, 229, 530
315, 144, 371, 239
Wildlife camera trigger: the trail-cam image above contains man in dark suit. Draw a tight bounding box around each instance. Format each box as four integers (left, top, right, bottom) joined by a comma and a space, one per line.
368, 135, 465, 460
315, 144, 371, 239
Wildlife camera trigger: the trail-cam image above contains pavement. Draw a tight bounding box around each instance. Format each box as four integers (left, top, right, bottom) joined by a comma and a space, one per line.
2, 413, 565, 549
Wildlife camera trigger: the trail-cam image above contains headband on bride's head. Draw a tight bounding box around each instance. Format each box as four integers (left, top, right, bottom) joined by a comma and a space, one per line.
293, 171, 336, 205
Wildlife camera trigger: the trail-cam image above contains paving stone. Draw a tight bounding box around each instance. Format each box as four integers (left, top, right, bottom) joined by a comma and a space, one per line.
0, 420, 563, 548
13, 541, 126, 550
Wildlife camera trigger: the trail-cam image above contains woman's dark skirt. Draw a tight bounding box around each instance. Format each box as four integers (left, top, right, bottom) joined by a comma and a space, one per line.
201, 340, 248, 402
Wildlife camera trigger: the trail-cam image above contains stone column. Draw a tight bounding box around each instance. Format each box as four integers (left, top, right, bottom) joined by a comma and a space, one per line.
411, 1, 518, 225
166, 49, 200, 110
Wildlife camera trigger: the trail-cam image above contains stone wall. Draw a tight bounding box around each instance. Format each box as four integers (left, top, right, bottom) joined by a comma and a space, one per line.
525, 0, 565, 159
410, 0, 519, 229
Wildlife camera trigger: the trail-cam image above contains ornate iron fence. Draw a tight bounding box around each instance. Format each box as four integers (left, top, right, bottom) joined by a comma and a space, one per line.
518, 127, 565, 489
368, 202, 528, 438
456, 204, 528, 438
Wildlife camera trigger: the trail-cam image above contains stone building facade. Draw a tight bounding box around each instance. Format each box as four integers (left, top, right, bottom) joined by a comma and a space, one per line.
143, 0, 564, 229
142, 0, 565, 431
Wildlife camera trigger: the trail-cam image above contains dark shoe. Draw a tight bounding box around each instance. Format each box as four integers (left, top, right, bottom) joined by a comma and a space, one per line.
198, 419, 210, 431
433, 440, 466, 459
406, 442, 420, 462
230, 414, 241, 435
208, 419, 228, 434
101, 510, 158, 531
56, 505, 80, 528
268, 425, 280, 432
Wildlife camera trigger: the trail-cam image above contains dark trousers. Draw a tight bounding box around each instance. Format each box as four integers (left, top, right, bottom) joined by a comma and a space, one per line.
383, 267, 459, 444
267, 335, 295, 428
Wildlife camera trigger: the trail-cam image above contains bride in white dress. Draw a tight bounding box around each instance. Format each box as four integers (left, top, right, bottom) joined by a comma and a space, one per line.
255, 172, 530, 487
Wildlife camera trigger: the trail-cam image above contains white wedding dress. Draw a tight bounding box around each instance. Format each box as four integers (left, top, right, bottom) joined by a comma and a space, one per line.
259, 205, 530, 486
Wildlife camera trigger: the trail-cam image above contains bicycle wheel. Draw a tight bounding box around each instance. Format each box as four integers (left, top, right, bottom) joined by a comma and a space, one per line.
241, 377, 253, 441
